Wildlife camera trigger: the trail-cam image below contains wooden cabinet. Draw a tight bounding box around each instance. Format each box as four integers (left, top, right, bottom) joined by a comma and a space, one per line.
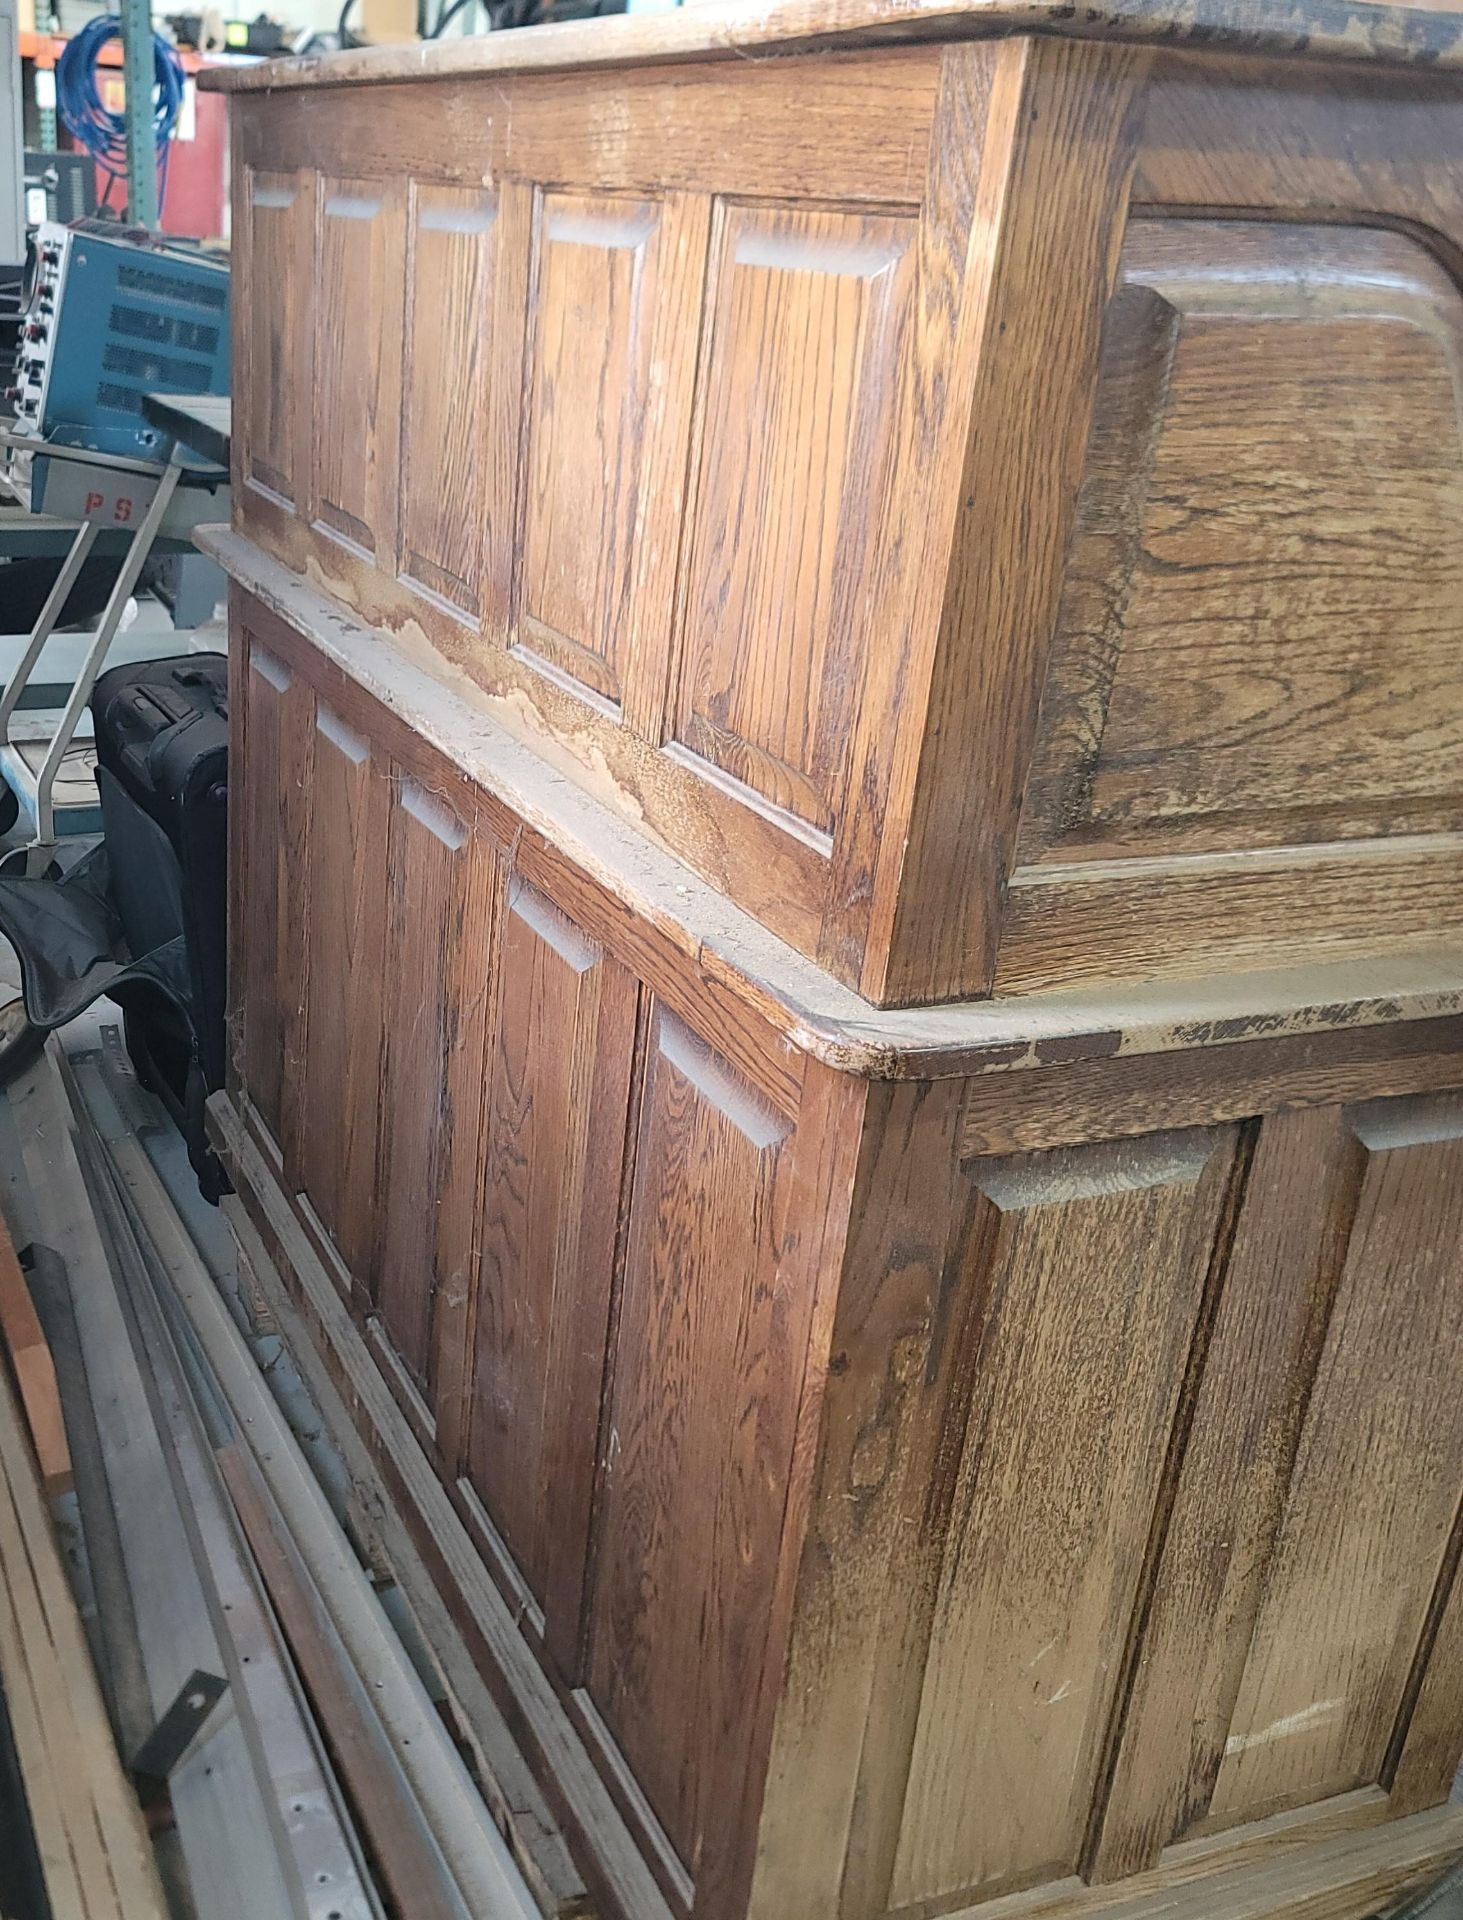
221, 32, 1463, 1007
215, 577, 1463, 1920
205, 7, 1463, 1918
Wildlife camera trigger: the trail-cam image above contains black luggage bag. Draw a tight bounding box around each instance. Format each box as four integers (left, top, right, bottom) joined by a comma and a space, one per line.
89, 652, 229, 1185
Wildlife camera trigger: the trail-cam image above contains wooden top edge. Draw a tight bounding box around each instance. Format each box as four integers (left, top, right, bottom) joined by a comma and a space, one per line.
202, 525, 1463, 1081
195, 0, 1463, 90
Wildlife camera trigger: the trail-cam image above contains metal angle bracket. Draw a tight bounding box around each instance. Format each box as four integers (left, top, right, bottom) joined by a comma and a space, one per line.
130, 1667, 228, 1793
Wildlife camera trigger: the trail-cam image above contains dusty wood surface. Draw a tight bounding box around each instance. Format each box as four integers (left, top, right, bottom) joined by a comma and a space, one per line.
202, 528, 1463, 1081
197, 0, 1463, 93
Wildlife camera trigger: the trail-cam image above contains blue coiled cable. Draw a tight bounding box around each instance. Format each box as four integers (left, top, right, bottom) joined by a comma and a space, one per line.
55, 14, 186, 215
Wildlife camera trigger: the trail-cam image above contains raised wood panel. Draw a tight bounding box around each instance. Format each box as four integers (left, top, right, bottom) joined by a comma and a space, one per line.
673, 200, 917, 840
1021, 221, 1463, 868
515, 190, 703, 730
239, 638, 313, 1169
464, 878, 638, 1671
242, 169, 307, 504
313, 176, 406, 562
373, 774, 499, 1406
587, 1006, 797, 1876
399, 183, 496, 614
889, 1127, 1239, 1909
1088, 1109, 1362, 1879
1207, 1096, 1463, 1828
298, 701, 388, 1285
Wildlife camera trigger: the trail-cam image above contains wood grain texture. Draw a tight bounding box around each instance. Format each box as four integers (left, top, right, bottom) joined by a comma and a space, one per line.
400, 182, 496, 613
219, 550, 1463, 1084
1208, 1097, 1463, 1827
465, 877, 638, 1673
878, 35, 1147, 1001
516, 188, 704, 734
241, 168, 308, 506
673, 199, 917, 839
298, 698, 388, 1286
1387, 1497, 1463, 1817
586, 1005, 799, 1878
1021, 223, 1463, 862
313, 175, 405, 560
228, 43, 1463, 1005
238, 634, 313, 1172
0, 1212, 70, 1496
374, 774, 499, 1409
889, 1127, 1238, 1907
746, 1078, 973, 1920
197, 0, 1463, 96
1088, 1109, 1354, 1877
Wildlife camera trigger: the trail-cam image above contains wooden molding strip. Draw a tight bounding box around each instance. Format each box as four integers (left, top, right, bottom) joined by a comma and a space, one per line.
196, 0, 1463, 95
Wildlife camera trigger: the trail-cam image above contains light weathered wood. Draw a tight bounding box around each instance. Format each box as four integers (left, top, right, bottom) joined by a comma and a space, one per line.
400, 182, 496, 614
0, 1210, 70, 1495
1207, 1098, 1463, 1828
1088, 1109, 1354, 1877
299, 695, 388, 1286
196, 0, 1463, 94
312, 174, 405, 563
889, 1128, 1239, 1907
0, 1323, 167, 1919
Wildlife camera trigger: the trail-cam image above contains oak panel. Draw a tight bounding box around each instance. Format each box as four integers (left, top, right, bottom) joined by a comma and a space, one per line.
587, 1007, 797, 1875
890, 1127, 1239, 1907
465, 878, 638, 1670
400, 183, 496, 614
1208, 1098, 1463, 1826
674, 200, 917, 838
1020, 222, 1463, 867
298, 700, 389, 1284
242, 169, 307, 505
374, 775, 499, 1404
1089, 1108, 1359, 1877
239, 638, 313, 1172
516, 190, 703, 729
314, 176, 406, 562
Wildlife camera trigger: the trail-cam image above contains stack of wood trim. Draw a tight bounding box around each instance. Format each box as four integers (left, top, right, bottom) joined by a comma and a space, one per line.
0, 1214, 70, 1497
0, 1321, 166, 1919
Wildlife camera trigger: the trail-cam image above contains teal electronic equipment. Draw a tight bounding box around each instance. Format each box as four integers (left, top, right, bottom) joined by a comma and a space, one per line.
9, 219, 229, 474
